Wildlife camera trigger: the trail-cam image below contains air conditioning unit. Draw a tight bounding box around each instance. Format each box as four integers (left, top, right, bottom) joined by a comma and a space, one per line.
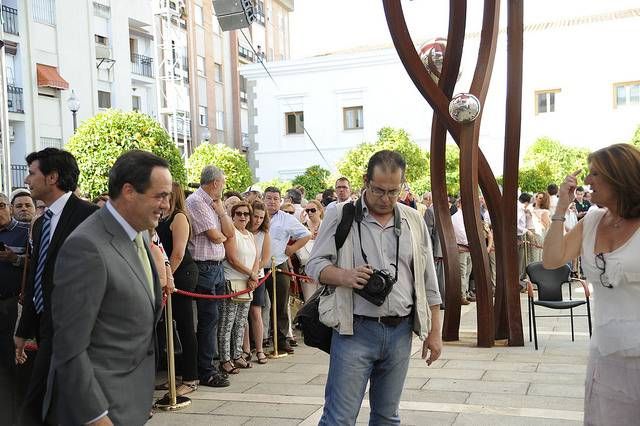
95, 44, 112, 59
213, 0, 256, 31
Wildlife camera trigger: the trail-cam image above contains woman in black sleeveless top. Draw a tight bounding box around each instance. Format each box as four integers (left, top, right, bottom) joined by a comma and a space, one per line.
157, 182, 199, 396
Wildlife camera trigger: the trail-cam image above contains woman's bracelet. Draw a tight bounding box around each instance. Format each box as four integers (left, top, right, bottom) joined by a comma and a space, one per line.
551, 215, 566, 222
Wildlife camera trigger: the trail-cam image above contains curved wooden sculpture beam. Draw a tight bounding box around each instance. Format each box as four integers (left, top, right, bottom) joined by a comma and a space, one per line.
501, 0, 525, 346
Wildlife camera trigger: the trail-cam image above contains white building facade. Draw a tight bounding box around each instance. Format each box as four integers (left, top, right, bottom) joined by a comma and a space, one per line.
241, 7, 640, 182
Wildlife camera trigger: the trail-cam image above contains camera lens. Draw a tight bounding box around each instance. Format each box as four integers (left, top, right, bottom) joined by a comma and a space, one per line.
367, 273, 385, 294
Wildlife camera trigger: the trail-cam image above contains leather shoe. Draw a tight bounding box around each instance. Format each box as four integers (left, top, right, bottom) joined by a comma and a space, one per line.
278, 342, 295, 354
460, 297, 470, 306
467, 295, 476, 302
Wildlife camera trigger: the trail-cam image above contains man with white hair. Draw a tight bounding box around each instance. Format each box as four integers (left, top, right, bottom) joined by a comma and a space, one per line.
186, 165, 234, 388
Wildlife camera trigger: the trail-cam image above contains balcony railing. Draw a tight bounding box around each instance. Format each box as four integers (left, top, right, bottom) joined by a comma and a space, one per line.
238, 45, 255, 62
2, 5, 19, 35
131, 53, 154, 78
7, 85, 24, 113
11, 164, 27, 187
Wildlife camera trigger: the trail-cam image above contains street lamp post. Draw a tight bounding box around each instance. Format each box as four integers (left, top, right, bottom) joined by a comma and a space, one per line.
67, 90, 80, 133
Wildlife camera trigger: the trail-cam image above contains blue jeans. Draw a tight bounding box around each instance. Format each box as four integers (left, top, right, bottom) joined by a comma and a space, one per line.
195, 262, 226, 380
319, 316, 412, 426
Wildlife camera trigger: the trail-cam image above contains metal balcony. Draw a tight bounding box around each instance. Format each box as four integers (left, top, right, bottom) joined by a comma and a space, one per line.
7, 85, 24, 113
11, 164, 27, 188
2, 5, 19, 35
131, 53, 154, 78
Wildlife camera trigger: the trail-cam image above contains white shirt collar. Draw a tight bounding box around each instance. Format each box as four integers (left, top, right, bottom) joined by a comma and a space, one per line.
48, 192, 72, 217
105, 201, 139, 241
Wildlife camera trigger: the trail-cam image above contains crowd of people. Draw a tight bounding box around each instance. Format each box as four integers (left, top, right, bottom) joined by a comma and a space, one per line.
0, 142, 638, 425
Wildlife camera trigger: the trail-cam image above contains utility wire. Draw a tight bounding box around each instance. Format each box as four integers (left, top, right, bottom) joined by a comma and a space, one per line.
239, 29, 332, 169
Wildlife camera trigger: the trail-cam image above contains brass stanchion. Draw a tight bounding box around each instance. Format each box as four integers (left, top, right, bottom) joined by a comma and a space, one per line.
268, 256, 287, 359
154, 292, 191, 410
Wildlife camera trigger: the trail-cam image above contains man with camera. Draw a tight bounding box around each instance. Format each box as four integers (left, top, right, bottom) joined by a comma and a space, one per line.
306, 150, 442, 425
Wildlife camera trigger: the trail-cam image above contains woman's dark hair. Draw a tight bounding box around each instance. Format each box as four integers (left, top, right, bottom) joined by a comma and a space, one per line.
108, 150, 169, 199
251, 200, 270, 232
588, 143, 640, 218
26, 148, 80, 192
230, 201, 252, 224
536, 192, 550, 210
366, 150, 406, 182
518, 193, 532, 204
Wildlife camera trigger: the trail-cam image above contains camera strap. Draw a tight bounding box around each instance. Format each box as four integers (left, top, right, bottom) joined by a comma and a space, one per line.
357, 220, 400, 282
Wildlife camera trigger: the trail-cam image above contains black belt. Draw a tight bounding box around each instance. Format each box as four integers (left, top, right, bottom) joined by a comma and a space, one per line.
195, 260, 223, 265
354, 314, 411, 327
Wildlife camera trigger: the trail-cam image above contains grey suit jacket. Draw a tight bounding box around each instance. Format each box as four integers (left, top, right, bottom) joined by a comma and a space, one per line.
47, 207, 162, 425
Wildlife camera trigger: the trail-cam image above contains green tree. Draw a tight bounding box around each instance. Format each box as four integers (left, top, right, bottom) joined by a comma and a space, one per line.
291, 165, 331, 199
518, 161, 554, 193
338, 127, 429, 190
522, 137, 590, 186
631, 125, 640, 149
187, 143, 253, 192
66, 110, 186, 199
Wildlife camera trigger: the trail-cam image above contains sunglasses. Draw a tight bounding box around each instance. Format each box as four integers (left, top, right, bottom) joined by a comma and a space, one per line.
305, 208, 317, 213
594, 253, 613, 289
284, 210, 295, 215
234, 211, 250, 217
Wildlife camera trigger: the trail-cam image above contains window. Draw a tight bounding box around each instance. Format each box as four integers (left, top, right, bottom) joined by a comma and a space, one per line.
216, 110, 224, 130
132, 95, 141, 112
197, 56, 206, 76
613, 81, 640, 108
98, 91, 111, 109
535, 90, 559, 114
214, 63, 223, 83
199, 106, 208, 126
240, 76, 247, 103
93, 1, 110, 18
255, 0, 265, 25
33, 0, 56, 25
95, 34, 108, 46
285, 111, 304, 135
194, 5, 203, 26
343, 106, 364, 130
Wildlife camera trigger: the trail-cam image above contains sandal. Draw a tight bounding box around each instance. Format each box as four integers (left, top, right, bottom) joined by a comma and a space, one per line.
233, 357, 252, 369
242, 351, 252, 362
200, 373, 230, 388
220, 361, 240, 374
174, 382, 198, 396
256, 351, 268, 364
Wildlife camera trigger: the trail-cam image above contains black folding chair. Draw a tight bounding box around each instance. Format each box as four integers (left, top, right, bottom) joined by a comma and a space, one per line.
525, 262, 592, 350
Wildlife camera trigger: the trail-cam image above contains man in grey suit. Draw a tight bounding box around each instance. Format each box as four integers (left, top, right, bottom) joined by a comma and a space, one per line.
46, 150, 172, 425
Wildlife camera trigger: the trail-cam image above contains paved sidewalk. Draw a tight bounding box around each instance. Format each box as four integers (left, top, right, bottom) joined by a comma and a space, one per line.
149, 290, 591, 425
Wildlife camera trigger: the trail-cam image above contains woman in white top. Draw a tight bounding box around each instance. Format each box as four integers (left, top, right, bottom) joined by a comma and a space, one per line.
529, 192, 551, 262
219, 202, 260, 374
248, 200, 271, 364
543, 143, 640, 425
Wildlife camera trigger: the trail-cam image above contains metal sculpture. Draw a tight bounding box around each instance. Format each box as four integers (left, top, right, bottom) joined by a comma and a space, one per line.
383, 0, 524, 347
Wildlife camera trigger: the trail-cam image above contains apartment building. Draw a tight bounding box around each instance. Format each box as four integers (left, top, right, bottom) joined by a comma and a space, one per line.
185, 0, 293, 152
0, 0, 293, 190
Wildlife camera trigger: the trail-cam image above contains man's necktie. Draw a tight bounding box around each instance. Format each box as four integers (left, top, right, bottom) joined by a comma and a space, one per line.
33, 209, 54, 314
134, 232, 155, 303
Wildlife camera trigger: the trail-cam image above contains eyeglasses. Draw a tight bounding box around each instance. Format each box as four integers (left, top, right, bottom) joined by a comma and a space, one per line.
234, 211, 251, 217
305, 208, 317, 213
368, 184, 402, 198
594, 253, 613, 289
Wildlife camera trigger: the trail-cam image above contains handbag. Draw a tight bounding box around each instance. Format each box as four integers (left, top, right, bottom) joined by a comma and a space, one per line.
294, 286, 333, 354
229, 279, 253, 303
157, 316, 183, 356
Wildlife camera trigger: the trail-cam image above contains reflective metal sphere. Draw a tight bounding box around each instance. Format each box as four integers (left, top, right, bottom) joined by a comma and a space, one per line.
449, 93, 481, 123
418, 38, 447, 82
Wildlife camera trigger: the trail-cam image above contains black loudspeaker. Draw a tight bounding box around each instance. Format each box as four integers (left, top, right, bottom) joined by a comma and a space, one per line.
213, 0, 256, 31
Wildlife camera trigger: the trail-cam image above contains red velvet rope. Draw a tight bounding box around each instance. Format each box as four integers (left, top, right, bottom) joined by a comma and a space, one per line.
174, 272, 271, 300
276, 269, 314, 282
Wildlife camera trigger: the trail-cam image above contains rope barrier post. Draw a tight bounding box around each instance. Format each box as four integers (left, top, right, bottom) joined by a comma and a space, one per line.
268, 256, 287, 359
154, 292, 191, 411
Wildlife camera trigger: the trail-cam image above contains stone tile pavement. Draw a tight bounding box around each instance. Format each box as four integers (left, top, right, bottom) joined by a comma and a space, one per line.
149, 289, 591, 425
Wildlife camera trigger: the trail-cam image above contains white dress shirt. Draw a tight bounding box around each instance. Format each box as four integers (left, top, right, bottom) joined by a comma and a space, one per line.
46, 191, 73, 243
451, 209, 469, 245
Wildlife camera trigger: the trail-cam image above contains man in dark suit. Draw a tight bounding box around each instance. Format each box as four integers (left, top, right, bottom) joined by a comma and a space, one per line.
14, 148, 98, 425
46, 150, 170, 425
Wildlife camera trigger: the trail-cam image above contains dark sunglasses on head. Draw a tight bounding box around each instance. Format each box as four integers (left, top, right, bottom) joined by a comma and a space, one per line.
234, 211, 251, 217
305, 208, 317, 213
285, 210, 295, 215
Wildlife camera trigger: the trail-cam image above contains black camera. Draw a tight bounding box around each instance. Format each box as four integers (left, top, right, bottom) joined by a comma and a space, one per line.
355, 269, 397, 306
